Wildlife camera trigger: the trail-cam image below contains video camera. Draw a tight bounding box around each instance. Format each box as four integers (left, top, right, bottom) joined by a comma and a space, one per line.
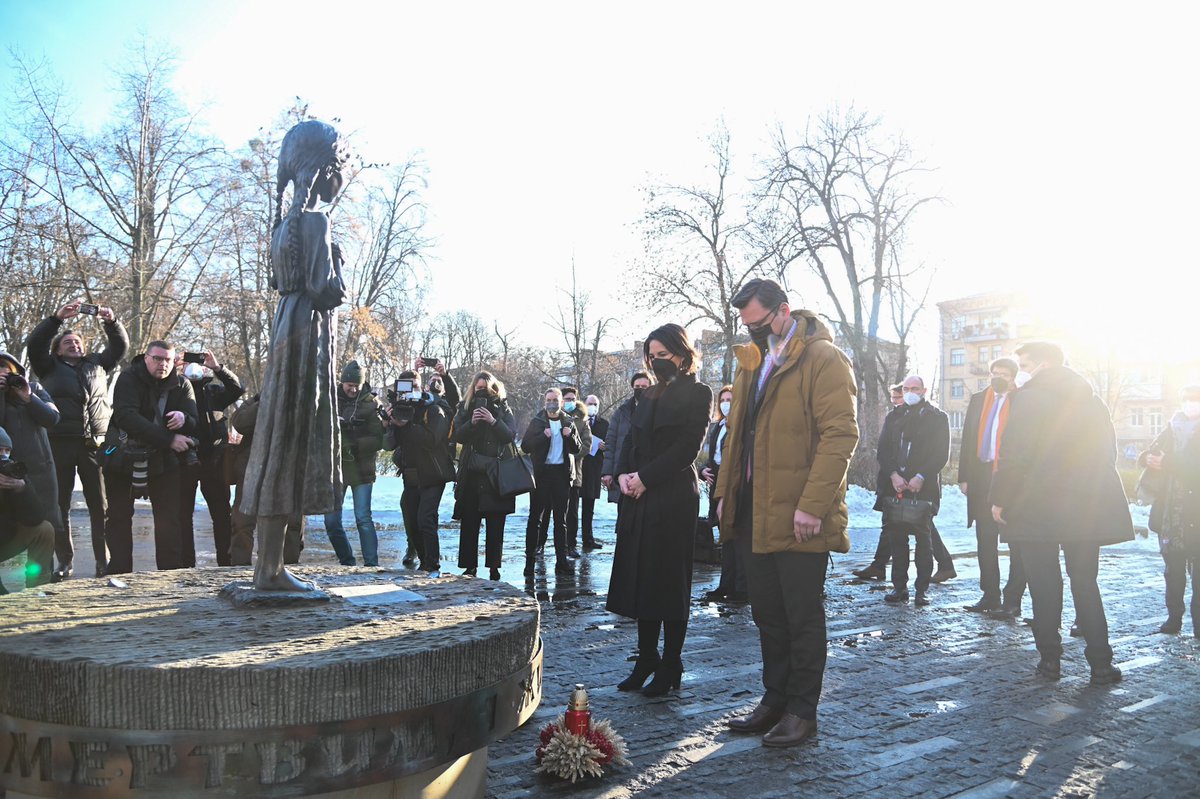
385, 377, 427, 423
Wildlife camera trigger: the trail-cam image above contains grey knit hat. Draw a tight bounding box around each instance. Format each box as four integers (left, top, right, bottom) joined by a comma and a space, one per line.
340, 360, 366, 386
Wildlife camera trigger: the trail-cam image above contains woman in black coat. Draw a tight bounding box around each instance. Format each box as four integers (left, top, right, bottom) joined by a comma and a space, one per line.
607, 324, 712, 697
453, 371, 518, 580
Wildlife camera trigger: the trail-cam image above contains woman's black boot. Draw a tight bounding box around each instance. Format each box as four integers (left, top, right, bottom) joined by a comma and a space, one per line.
617, 652, 661, 691
642, 657, 683, 697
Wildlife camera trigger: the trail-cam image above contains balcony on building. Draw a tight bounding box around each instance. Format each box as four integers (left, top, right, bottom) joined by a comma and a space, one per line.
962, 323, 1009, 342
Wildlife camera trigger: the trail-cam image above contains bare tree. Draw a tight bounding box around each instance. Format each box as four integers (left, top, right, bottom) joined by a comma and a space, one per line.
548, 260, 617, 394
631, 125, 778, 384
760, 109, 940, 482
13, 45, 229, 354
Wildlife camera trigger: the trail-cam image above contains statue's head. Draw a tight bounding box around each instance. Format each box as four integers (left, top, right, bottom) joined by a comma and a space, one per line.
275, 120, 352, 222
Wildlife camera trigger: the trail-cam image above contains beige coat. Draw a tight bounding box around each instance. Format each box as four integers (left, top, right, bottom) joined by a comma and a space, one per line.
714, 311, 859, 554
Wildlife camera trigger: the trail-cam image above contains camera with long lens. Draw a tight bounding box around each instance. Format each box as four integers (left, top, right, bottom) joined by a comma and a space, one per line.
386, 377, 425, 423
0, 456, 28, 480
4, 373, 28, 391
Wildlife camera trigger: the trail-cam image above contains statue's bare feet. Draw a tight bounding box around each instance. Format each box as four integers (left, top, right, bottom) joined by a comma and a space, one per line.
254, 567, 315, 592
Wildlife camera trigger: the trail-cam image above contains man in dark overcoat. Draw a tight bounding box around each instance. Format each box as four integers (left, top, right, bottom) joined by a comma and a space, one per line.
990, 340, 1131, 685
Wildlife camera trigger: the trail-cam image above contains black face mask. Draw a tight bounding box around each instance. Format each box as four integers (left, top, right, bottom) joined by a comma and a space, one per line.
651, 357, 679, 383
632, 387, 647, 403
748, 325, 772, 348
990, 376, 1010, 393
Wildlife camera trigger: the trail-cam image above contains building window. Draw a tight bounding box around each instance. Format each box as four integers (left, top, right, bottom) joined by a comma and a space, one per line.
949, 410, 964, 430
1130, 408, 1143, 426
978, 379, 988, 391
992, 345, 1003, 360
951, 316, 965, 338
950, 348, 965, 366
979, 347, 989, 363
951, 379, 965, 399
1149, 407, 1163, 435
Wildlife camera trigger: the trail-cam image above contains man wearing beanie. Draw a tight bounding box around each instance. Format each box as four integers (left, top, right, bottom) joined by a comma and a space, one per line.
324, 360, 385, 567
0, 425, 56, 593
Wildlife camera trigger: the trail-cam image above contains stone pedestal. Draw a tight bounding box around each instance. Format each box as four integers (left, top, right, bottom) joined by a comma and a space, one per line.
0, 568, 542, 797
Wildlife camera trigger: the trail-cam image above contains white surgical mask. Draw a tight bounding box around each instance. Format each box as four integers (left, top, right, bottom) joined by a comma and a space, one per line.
1014, 370, 1033, 388
407, 390, 423, 402
586, 404, 598, 416
719, 401, 732, 417
1182, 400, 1200, 419
903, 391, 922, 406
183, 363, 206, 381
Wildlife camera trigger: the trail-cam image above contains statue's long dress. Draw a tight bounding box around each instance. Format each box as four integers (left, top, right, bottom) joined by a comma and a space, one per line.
240, 210, 345, 517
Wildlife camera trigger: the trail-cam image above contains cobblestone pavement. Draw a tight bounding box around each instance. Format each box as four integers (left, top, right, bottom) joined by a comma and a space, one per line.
4, 484, 1197, 799
487, 527, 1199, 799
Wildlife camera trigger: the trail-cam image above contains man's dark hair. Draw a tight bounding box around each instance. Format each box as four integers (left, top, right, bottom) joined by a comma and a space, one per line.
398, 369, 418, 381
52, 329, 80, 355
561, 385, 579, 399
629, 371, 650, 387
990, 357, 1019, 376
1015, 341, 1065, 368
731, 278, 789, 311
145, 339, 174, 353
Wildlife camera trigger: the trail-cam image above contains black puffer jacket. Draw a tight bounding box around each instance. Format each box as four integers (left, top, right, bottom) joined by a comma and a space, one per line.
26, 315, 128, 440
108, 356, 198, 476
188, 367, 245, 459
387, 397, 455, 489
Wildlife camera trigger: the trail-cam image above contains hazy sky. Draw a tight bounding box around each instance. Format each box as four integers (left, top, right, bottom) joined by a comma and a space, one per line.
3, 1, 1196, 368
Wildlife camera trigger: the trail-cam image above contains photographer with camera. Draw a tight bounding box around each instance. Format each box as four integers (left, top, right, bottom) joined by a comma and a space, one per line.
385, 369, 454, 576
324, 360, 385, 567
419, 357, 460, 411
0, 355, 61, 584
454, 371, 518, 580
176, 349, 245, 567
26, 297, 128, 579
0, 426, 56, 593
104, 340, 198, 574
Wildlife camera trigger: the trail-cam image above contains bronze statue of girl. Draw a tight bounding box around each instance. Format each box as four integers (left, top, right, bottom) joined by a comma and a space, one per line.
240, 120, 350, 591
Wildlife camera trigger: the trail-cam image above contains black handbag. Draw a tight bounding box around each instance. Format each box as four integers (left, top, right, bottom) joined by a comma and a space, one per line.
882, 494, 934, 534
490, 444, 536, 498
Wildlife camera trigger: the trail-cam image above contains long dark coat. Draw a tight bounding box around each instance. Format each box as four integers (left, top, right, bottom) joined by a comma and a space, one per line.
606, 373, 712, 621
0, 369, 63, 532
582, 415, 610, 500
602, 398, 635, 503
241, 210, 346, 517
990, 365, 1132, 545
453, 398, 517, 516
1138, 416, 1200, 543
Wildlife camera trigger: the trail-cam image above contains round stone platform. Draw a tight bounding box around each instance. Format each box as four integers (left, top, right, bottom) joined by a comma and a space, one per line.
0, 567, 542, 797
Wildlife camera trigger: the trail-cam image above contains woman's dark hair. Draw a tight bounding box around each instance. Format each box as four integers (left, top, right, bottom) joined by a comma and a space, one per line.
629, 371, 650, 387
643, 323, 700, 375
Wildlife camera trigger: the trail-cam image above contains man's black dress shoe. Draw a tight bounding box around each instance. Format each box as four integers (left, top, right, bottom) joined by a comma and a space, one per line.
728, 703, 785, 734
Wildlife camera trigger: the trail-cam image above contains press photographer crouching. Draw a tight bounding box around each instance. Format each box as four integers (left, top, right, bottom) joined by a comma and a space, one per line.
103, 340, 198, 573
385, 369, 454, 576
176, 349, 244, 567
0, 426, 55, 593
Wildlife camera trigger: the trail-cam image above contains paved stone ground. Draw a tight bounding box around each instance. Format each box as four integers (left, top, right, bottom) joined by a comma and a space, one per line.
486, 528, 1200, 799
3, 485, 1197, 799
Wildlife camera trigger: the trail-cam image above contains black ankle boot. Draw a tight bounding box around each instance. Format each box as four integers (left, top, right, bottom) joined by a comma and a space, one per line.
642, 657, 683, 697
617, 653, 661, 691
